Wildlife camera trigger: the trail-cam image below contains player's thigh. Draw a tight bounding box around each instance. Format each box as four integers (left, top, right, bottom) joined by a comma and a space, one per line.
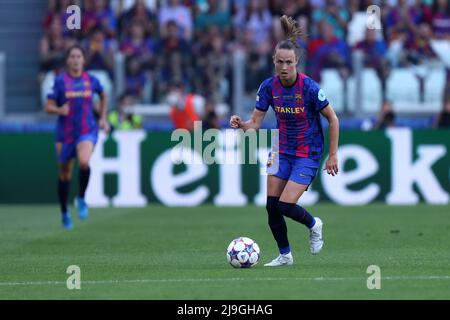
267, 175, 288, 197
76, 140, 95, 167
55, 143, 74, 179
266, 153, 290, 197
279, 180, 309, 203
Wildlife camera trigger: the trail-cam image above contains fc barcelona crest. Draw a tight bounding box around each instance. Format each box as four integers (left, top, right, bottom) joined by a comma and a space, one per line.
295, 94, 302, 101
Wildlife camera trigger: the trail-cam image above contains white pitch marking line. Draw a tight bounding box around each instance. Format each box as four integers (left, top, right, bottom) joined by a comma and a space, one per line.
1, 276, 450, 287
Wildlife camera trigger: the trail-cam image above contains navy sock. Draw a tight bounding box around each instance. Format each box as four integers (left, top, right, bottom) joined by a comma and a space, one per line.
58, 179, 70, 214
78, 167, 90, 198
266, 196, 290, 253
278, 201, 316, 229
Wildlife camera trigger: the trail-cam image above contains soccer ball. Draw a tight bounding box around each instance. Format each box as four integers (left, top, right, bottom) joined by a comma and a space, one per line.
226, 237, 260, 268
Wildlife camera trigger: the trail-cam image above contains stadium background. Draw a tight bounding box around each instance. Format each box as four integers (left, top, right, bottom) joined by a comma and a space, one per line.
0, 0, 449, 206
0, 0, 449, 300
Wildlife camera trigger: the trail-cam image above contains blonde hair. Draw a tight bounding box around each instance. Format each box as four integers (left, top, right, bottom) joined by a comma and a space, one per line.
280, 15, 303, 47
275, 15, 304, 58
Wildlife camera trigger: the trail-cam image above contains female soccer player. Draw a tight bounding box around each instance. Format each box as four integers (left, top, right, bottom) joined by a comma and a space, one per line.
45, 45, 110, 229
230, 16, 339, 266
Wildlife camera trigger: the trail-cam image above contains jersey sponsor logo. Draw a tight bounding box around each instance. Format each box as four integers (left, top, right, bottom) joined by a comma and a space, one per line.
273, 95, 281, 99
274, 106, 305, 114
65, 90, 93, 98
295, 94, 302, 101
318, 89, 326, 102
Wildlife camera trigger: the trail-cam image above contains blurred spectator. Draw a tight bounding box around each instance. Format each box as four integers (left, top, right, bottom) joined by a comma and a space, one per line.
384, 0, 422, 43
42, 0, 60, 30
311, 0, 349, 40
40, 16, 75, 77
120, 19, 157, 69
245, 48, 271, 94
38, 0, 449, 128
233, 0, 272, 53
405, 22, 437, 65
355, 29, 390, 101
194, 26, 230, 101
195, 0, 231, 31
118, 0, 157, 36
374, 101, 396, 129
293, 0, 313, 27
203, 98, 220, 129
271, 0, 312, 25
268, 0, 284, 16
158, 20, 190, 57
405, 22, 439, 102
84, 27, 116, 77
429, 0, 450, 39
125, 55, 147, 98
81, 0, 98, 37
155, 20, 192, 100
81, 0, 118, 39
347, 0, 366, 17
307, 20, 352, 82
108, 92, 143, 130
167, 81, 206, 131
93, 0, 118, 38
159, 0, 193, 40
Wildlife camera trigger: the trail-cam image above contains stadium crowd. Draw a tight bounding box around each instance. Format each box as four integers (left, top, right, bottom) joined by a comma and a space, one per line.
39, 0, 450, 128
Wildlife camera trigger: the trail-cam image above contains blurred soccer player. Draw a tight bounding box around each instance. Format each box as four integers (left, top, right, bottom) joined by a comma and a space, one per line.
230, 16, 339, 266
45, 45, 110, 229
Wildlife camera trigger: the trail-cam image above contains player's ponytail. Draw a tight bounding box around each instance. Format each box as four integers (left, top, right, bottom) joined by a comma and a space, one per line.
280, 15, 303, 48
276, 15, 304, 59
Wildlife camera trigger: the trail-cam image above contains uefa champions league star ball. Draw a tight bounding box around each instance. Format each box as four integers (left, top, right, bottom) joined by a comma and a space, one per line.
226, 237, 260, 268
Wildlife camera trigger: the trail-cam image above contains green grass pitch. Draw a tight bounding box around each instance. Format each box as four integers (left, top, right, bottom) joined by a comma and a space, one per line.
1, 204, 449, 299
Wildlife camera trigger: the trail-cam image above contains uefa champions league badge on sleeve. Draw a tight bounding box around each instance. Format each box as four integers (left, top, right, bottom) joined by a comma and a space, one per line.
318, 89, 326, 102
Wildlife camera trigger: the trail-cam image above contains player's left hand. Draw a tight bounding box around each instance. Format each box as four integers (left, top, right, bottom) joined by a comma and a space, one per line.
99, 118, 110, 133
325, 154, 338, 176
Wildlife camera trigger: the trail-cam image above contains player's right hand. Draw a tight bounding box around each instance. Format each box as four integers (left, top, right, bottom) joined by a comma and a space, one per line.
230, 115, 241, 129
59, 103, 70, 116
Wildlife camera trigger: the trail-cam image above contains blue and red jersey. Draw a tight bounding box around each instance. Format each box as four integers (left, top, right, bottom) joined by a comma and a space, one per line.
255, 73, 329, 160
47, 72, 104, 144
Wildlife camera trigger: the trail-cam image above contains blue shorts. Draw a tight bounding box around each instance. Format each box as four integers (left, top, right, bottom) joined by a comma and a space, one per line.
56, 133, 97, 163
267, 152, 320, 186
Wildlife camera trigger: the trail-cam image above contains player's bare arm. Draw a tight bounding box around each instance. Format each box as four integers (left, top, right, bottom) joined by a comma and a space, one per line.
320, 104, 339, 176
45, 99, 69, 116
230, 109, 266, 131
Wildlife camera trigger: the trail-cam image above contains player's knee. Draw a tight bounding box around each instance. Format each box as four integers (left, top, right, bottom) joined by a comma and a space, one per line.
278, 201, 296, 218
78, 159, 90, 170
266, 196, 279, 212
59, 171, 71, 181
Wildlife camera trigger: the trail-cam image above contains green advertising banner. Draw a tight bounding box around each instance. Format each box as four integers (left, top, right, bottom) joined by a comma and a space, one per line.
0, 128, 449, 206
